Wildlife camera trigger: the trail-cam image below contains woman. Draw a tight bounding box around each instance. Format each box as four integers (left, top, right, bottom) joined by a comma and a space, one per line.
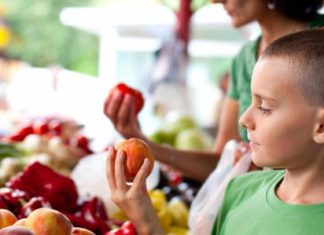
104, 0, 324, 181
105, 1, 324, 234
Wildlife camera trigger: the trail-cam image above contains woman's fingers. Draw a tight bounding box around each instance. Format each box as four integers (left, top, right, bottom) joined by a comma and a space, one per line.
105, 91, 124, 124
117, 94, 133, 128
106, 147, 117, 190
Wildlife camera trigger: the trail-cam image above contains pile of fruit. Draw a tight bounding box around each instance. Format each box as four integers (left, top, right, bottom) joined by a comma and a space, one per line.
0, 161, 138, 234
0, 207, 96, 235
0, 116, 93, 185
149, 114, 213, 151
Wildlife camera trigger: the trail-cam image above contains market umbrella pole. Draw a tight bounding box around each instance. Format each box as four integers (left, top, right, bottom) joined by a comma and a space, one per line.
176, 0, 192, 57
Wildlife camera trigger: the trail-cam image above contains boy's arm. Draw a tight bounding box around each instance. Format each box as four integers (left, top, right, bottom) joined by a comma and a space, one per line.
106, 148, 164, 235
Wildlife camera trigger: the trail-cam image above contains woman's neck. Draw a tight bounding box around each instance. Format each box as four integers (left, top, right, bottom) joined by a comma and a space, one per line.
257, 14, 308, 56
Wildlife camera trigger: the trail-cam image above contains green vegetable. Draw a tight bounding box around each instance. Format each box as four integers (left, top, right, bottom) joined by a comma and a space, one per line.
0, 142, 26, 159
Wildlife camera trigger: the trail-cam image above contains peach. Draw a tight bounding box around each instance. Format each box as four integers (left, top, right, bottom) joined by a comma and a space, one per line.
115, 138, 155, 182
71, 227, 95, 235
14, 219, 27, 227
25, 208, 72, 235
0, 209, 17, 228
0, 225, 34, 235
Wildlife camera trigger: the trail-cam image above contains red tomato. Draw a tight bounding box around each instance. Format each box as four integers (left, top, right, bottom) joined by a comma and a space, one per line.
33, 121, 49, 135
48, 119, 63, 134
6, 133, 25, 142
70, 134, 92, 154
112, 83, 144, 113
17, 124, 34, 137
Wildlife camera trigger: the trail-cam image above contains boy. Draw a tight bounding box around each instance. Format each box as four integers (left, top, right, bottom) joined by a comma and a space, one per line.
213, 28, 324, 234
106, 28, 324, 235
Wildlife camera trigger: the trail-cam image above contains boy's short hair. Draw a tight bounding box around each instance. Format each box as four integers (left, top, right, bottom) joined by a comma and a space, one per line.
260, 28, 324, 106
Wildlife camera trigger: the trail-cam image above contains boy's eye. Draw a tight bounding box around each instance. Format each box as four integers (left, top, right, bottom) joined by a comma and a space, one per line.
257, 106, 271, 113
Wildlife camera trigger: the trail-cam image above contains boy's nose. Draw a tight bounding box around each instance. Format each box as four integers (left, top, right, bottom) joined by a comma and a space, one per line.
239, 106, 254, 131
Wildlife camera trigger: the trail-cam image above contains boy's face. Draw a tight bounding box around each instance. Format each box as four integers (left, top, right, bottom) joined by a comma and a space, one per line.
239, 57, 319, 169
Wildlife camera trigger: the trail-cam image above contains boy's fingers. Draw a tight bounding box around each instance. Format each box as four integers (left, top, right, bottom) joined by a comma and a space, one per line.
106, 147, 116, 190
132, 159, 151, 190
115, 150, 128, 191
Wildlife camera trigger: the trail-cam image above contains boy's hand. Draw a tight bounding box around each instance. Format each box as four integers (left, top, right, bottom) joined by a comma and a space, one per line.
106, 148, 163, 235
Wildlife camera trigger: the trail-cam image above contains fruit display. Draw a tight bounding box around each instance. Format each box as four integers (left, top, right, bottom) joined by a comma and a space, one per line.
0, 115, 93, 184
0, 207, 96, 234
0, 161, 136, 234
0, 109, 199, 234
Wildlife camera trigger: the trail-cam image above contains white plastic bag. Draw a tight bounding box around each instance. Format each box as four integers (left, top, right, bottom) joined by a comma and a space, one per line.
188, 140, 251, 235
71, 152, 160, 215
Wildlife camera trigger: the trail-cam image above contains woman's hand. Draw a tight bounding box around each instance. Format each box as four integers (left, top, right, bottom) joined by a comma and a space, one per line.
103, 89, 144, 139
106, 147, 163, 235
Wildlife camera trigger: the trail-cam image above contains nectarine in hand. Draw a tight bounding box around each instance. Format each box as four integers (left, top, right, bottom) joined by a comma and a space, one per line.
115, 138, 154, 182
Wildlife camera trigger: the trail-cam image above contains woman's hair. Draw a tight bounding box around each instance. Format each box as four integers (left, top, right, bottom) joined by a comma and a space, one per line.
260, 28, 324, 105
269, 0, 323, 21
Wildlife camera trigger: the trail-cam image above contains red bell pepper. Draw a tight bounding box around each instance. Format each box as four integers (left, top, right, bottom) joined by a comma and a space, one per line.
106, 221, 137, 235
18, 196, 51, 218
0, 187, 30, 216
65, 196, 112, 234
6, 162, 79, 212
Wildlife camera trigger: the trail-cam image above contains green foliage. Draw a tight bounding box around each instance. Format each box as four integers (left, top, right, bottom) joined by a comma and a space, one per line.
2, 0, 100, 76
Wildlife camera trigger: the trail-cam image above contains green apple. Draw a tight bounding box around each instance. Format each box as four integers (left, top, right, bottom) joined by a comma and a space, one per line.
174, 128, 213, 151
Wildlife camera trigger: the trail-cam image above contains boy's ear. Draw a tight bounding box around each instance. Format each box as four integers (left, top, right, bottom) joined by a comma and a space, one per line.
313, 108, 324, 144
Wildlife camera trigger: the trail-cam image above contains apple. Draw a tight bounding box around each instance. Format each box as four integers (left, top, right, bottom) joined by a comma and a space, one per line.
0, 209, 17, 228
25, 208, 72, 235
149, 129, 175, 146
110, 83, 144, 113
165, 115, 196, 135
174, 128, 212, 151
13, 219, 27, 227
115, 138, 154, 182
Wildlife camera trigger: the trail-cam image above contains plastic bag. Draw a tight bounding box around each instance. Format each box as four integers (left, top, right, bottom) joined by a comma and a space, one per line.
71, 152, 160, 215
188, 140, 251, 235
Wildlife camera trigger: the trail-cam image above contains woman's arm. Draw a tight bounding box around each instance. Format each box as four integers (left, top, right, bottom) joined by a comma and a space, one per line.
104, 91, 241, 181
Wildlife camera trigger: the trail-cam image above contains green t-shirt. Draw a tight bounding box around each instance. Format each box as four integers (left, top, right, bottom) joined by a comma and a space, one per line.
227, 14, 324, 141
212, 170, 324, 235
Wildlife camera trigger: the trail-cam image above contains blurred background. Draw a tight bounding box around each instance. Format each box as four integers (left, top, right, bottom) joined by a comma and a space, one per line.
0, 0, 258, 150
0, 1, 261, 233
